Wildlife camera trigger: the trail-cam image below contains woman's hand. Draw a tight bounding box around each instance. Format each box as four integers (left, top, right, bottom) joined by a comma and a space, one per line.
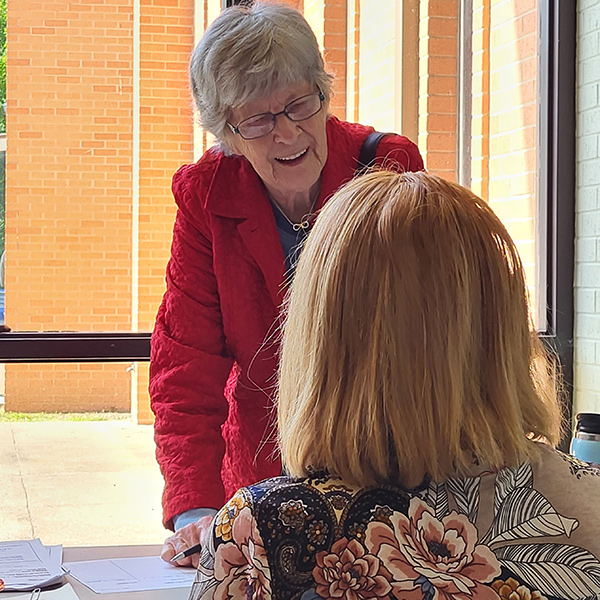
160, 514, 214, 568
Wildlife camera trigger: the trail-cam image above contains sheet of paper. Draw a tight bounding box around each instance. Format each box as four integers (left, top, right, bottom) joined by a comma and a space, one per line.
46, 546, 63, 566
0, 539, 64, 591
63, 556, 195, 594
1, 582, 80, 599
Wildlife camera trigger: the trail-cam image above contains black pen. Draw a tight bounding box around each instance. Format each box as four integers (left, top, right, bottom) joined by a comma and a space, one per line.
170, 542, 202, 563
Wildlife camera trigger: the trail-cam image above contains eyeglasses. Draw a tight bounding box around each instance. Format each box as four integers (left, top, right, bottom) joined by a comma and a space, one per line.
227, 90, 325, 140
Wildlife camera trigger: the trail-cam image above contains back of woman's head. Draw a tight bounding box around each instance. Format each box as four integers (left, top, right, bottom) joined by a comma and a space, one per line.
278, 170, 562, 488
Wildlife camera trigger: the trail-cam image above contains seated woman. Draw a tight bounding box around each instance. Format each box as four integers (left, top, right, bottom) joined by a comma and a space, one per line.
189, 171, 600, 600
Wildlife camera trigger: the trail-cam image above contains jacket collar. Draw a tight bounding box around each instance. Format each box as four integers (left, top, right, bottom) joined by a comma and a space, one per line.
204, 149, 270, 219
202, 149, 285, 306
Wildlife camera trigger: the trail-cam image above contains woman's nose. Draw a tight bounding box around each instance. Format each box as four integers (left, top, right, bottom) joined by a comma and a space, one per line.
272, 113, 301, 142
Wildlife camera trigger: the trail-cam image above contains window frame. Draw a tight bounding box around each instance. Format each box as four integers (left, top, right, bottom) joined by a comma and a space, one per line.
0, 332, 150, 363
537, 0, 576, 445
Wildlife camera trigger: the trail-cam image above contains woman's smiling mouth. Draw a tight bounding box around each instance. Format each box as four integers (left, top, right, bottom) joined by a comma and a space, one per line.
275, 148, 309, 164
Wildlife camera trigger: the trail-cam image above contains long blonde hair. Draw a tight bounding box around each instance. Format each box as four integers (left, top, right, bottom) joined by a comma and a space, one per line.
278, 170, 562, 488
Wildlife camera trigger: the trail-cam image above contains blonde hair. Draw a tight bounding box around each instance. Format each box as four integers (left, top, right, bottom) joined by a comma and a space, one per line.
278, 170, 563, 488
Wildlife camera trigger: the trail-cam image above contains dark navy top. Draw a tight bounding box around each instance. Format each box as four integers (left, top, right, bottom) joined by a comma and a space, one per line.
270, 203, 311, 276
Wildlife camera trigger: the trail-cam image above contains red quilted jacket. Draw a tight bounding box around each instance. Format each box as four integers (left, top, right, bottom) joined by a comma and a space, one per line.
150, 116, 424, 529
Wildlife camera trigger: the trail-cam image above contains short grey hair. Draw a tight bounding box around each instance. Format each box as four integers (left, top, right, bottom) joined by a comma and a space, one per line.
189, 1, 334, 153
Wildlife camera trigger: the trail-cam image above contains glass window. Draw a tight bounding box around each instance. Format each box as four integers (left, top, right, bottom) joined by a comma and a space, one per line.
2, 0, 574, 425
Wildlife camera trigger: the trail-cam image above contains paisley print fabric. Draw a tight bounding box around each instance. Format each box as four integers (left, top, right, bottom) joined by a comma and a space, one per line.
189, 445, 600, 600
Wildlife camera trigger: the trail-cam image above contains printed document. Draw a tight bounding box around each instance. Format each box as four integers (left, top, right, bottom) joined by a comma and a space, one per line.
63, 556, 195, 594
0, 539, 64, 591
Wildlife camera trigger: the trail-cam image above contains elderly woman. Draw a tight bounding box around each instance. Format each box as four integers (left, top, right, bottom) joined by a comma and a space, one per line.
150, 1, 423, 564
189, 171, 600, 600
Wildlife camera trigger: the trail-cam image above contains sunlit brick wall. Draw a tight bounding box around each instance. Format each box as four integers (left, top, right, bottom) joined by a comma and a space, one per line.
7, 364, 131, 412
324, 0, 347, 119
137, 0, 195, 332
6, 0, 199, 417
574, 0, 600, 415
6, 0, 135, 412
303, 0, 346, 120
7, 0, 133, 332
418, 0, 459, 180
472, 0, 539, 315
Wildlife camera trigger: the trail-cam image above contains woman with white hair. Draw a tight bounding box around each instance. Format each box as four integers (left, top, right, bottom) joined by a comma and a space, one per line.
150, 2, 423, 564
189, 170, 600, 600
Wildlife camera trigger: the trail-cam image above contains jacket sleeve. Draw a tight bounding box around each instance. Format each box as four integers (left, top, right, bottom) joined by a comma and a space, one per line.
150, 165, 234, 530
376, 133, 424, 173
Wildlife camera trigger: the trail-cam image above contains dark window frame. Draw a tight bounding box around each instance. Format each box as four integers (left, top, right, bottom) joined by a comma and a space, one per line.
0, 332, 150, 363
538, 0, 576, 447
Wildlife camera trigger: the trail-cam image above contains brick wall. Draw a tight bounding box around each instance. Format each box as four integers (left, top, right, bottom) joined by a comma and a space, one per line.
487, 0, 539, 314
574, 0, 600, 415
6, 0, 198, 416
133, 0, 196, 422
137, 0, 195, 332
418, 0, 459, 180
303, 0, 346, 120
470, 0, 539, 318
6, 0, 136, 412
7, 0, 134, 332
7, 363, 131, 413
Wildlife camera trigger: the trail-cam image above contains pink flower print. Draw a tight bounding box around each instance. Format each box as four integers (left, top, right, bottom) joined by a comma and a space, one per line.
313, 537, 393, 600
365, 497, 502, 600
213, 507, 271, 600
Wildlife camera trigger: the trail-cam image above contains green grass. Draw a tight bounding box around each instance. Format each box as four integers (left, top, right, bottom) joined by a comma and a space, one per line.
0, 411, 131, 422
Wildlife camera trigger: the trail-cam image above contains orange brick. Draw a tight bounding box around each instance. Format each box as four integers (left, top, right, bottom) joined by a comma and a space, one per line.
31, 27, 56, 35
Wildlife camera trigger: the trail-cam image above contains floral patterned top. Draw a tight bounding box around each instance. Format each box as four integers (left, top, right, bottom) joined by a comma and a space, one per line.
189, 445, 600, 600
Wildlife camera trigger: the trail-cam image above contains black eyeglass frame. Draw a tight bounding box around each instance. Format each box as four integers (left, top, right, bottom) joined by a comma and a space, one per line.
226, 90, 325, 140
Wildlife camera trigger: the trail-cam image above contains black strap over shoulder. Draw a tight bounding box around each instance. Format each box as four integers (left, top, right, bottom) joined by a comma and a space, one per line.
356, 131, 390, 175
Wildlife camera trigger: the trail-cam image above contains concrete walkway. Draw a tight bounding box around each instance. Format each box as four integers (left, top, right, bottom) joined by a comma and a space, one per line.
0, 420, 171, 546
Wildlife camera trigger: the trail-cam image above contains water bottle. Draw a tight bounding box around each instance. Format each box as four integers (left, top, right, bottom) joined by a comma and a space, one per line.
570, 412, 600, 464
